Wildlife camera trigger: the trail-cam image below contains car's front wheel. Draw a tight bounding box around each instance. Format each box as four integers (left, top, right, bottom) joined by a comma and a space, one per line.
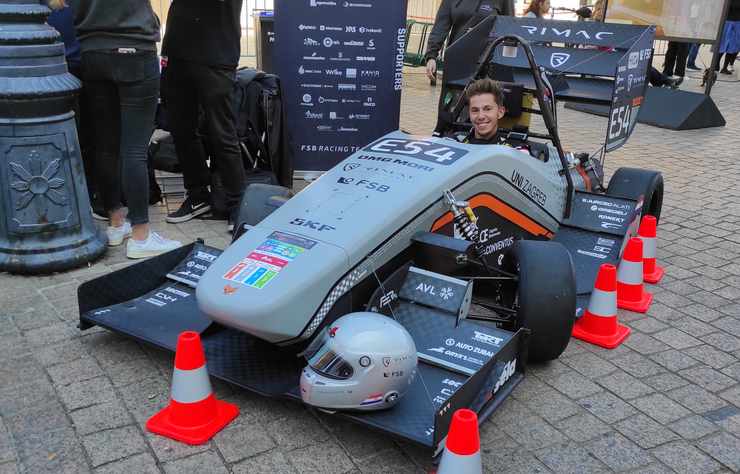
504, 240, 576, 362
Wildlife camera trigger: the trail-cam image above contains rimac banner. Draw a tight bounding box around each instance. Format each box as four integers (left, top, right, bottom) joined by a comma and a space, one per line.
274, 0, 408, 173
605, 26, 656, 152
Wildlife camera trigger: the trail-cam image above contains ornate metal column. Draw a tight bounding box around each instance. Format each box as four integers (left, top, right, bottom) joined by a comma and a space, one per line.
0, 0, 106, 274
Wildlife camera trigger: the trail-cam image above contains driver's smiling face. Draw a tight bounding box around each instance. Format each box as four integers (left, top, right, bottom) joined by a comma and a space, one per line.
469, 93, 505, 141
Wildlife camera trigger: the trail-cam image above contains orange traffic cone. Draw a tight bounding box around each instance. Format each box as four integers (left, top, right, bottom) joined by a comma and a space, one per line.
617, 237, 653, 313
146, 331, 239, 445
573, 264, 631, 349
437, 409, 482, 474
637, 215, 664, 284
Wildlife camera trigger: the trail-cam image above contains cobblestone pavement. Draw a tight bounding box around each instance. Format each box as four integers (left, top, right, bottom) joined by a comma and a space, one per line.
1, 68, 739, 474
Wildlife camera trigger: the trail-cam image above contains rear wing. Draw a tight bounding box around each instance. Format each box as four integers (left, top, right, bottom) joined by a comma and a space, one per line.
443, 16, 656, 152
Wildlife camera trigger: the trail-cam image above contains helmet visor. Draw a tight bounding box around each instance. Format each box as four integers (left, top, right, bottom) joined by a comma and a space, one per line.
308, 344, 354, 380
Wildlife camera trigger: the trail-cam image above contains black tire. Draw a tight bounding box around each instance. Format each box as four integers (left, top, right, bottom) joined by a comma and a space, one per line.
505, 240, 576, 362
606, 167, 663, 224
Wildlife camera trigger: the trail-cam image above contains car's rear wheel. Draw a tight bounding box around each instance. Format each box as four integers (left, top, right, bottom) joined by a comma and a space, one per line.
606, 167, 663, 223
503, 240, 576, 362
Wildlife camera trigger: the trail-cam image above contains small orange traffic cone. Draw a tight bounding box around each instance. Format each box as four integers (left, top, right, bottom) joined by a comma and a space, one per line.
146, 331, 239, 445
617, 237, 653, 313
437, 409, 482, 474
637, 215, 664, 284
573, 264, 631, 349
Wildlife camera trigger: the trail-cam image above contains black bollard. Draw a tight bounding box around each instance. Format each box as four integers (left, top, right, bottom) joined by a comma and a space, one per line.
0, 0, 106, 274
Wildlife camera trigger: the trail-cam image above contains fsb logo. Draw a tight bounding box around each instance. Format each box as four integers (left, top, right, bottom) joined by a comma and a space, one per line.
337, 176, 390, 192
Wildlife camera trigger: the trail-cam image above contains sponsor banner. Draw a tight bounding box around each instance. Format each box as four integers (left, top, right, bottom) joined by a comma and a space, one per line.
275, 0, 408, 171
606, 26, 655, 152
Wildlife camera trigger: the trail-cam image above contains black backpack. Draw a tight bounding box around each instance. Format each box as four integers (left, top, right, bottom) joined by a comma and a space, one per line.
233, 68, 293, 189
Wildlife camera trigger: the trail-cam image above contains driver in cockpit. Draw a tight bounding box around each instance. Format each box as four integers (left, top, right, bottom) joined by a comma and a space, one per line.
463, 78, 508, 145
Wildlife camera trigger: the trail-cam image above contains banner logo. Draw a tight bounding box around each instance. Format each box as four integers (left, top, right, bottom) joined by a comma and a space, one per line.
550, 52, 570, 68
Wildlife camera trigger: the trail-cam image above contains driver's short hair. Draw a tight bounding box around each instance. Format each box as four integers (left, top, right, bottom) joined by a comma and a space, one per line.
465, 78, 504, 107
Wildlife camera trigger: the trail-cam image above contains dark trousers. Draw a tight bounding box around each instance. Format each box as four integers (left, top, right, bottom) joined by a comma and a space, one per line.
69, 62, 96, 200
687, 43, 700, 67
663, 41, 690, 77
82, 50, 159, 225
164, 58, 245, 212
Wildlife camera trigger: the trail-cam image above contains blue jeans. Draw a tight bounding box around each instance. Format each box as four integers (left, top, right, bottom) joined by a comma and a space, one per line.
82, 50, 159, 225
687, 43, 699, 67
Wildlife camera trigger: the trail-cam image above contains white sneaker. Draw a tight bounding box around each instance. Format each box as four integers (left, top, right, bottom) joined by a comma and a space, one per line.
126, 231, 182, 259
106, 221, 132, 247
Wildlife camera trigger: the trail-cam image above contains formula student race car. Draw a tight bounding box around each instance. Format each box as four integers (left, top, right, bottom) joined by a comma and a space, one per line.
79, 18, 661, 454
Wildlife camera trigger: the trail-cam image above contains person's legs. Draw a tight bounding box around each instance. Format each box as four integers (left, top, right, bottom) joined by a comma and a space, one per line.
662, 41, 678, 76
81, 53, 124, 224
115, 56, 159, 232
674, 42, 690, 78
687, 43, 700, 69
193, 64, 245, 222
164, 59, 213, 222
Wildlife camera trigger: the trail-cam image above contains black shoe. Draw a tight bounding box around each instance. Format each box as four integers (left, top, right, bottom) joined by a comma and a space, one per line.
686, 63, 700, 71
166, 196, 211, 223
720, 68, 732, 75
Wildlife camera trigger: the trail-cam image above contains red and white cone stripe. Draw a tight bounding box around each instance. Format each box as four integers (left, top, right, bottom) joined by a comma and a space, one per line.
616, 238, 653, 313
171, 366, 213, 404
587, 287, 617, 318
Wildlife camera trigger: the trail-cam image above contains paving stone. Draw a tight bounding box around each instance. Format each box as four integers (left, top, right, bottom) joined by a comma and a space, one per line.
700, 332, 740, 353
611, 351, 665, 378
106, 357, 162, 388
510, 373, 552, 402
232, 450, 298, 474
7, 401, 71, 439
631, 393, 691, 424
92, 339, 149, 368
546, 370, 602, 399
82, 426, 147, 467
527, 359, 573, 379
720, 304, 740, 317
535, 441, 608, 473
57, 376, 117, 411
144, 431, 210, 464
684, 345, 738, 369
14, 428, 89, 474
501, 415, 567, 450
162, 450, 228, 474
696, 431, 740, 472
47, 356, 104, 387
118, 377, 170, 424
688, 291, 733, 309
643, 372, 690, 391
562, 352, 618, 379
488, 397, 537, 427
624, 333, 670, 355
265, 408, 330, 451
671, 317, 717, 338
712, 316, 740, 334
683, 304, 725, 323
669, 414, 720, 440
0, 462, 19, 474
11, 306, 62, 331
69, 400, 133, 436
649, 349, 701, 371
553, 412, 611, 443
285, 439, 355, 474
651, 328, 703, 350
34, 339, 90, 367
354, 449, 421, 474
596, 370, 654, 400
0, 420, 15, 464
321, 418, 395, 462
651, 441, 721, 474
519, 388, 581, 424
94, 453, 159, 474
577, 391, 637, 424
213, 419, 275, 463
0, 378, 56, 415
614, 414, 680, 449
628, 318, 670, 334
720, 361, 740, 380
0, 355, 46, 389
23, 322, 78, 347
667, 385, 727, 414
678, 365, 737, 392
585, 432, 654, 471
481, 448, 550, 474
622, 462, 674, 474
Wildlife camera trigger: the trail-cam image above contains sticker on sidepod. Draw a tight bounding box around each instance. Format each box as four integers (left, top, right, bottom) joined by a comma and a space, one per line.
223, 232, 317, 289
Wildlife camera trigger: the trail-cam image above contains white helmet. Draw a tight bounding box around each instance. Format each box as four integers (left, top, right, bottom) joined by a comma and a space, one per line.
300, 312, 418, 411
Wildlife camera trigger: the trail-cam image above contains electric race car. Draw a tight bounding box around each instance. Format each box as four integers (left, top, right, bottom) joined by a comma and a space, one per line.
79, 17, 661, 454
